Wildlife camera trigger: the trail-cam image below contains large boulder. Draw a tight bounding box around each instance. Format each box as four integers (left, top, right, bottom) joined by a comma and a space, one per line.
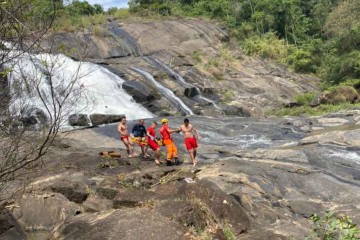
19, 107, 48, 127
184, 87, 199, 98
122, 81, 155, 102
11, 193, 81, 234
0, 68, 9, 114
58, 209, 186, 240
68, 114, 90, 127
312, 86, 359, 107
154, 180, 250, 236
325, 86, 359, 104
0, 208, 26, 240
51, 180, 89, 204
89, 114, 125, 126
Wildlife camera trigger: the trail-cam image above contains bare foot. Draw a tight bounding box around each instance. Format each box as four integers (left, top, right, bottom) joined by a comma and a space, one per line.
132, 153, 139, 157
155, 159, 161, 165
193, 161, 197, 167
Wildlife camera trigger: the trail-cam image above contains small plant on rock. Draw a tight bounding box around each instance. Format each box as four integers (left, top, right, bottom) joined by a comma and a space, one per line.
306, 212, 360, 240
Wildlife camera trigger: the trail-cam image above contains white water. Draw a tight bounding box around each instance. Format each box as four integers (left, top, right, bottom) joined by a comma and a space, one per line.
328, 150, 360, 163
201, 130, 272, 148
145, 57, 221, 110
131, 67, 194, 115
3, 48, 154, 128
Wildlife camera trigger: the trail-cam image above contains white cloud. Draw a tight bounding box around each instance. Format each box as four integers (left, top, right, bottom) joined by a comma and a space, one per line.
86, 0, 129, 9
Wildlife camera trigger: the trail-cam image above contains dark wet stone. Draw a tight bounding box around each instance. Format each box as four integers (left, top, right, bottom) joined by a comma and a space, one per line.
89, 114, 125, 126
122, 81, 155, 102
184, 87, 199, 98
68, 114, 90, 127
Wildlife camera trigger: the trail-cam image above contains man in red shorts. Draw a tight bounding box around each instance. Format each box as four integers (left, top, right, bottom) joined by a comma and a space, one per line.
146, 121, 161, 165
179, 118, 201, 167
118, 116, 137, 157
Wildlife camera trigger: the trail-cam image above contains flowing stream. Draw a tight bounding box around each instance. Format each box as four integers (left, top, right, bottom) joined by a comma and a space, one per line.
130, 67, 194, 115
144, 56, 221, 110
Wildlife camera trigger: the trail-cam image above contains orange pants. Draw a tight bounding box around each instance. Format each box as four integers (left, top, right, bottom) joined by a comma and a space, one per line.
163, 139, 178, 160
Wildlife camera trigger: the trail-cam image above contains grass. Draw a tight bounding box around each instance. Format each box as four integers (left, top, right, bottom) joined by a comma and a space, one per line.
53, 14, 108, 32
193, 45, 238, 82
272, 103, 360, 117
242, 32, 290, 60
52, 9, 132, 32
295, 92, 316, 106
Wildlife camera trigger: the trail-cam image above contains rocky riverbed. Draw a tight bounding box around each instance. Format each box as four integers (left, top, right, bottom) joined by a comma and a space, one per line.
2, 110, 360, 239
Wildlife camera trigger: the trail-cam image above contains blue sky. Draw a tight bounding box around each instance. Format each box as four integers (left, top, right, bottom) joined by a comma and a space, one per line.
87, 0, 129, 9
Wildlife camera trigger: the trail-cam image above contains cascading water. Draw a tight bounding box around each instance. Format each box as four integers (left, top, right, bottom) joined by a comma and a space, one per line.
144, 56, 221, 110
3, 46, 154, 129
130, 67, 193, 115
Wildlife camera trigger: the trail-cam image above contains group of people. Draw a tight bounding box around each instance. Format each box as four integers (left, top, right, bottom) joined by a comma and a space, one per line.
117, 116, 201, 167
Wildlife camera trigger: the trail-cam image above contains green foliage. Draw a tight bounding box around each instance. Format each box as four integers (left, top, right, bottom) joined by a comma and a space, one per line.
128, 0, 360, 90
273, 103, 360, 117
242, 32, 289, 60
295, 93, 316, 106
110, 8, 131, 19
223, 224, 236, 240
307, 212, 360, 240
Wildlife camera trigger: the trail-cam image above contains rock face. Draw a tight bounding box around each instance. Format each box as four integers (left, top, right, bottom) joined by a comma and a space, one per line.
40, 19, 319, 117
122, 81, 156, 102
68, 114, 91, 127
12, 193, 81, 234
59, 209, 186, 240
89, 113, 125, 126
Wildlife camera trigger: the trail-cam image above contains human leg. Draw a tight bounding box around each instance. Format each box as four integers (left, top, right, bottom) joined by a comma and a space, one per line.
127, 138, 137, 157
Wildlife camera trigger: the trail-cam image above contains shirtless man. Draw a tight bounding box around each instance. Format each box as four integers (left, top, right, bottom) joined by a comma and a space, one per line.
179, 118, 201, 167
118, 116, 137, 157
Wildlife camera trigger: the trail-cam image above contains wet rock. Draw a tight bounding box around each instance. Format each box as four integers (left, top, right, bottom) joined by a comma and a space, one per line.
310, 93, 326, 107
122, 81, 155, 102
19, 107, 48, 127
236, 149, 309, 163
59, 209, 186, 240
0, 208, 26, 240
51, 181, 89, 204
317, 117, 349, 127
222, 105, 251, 117
184, 87, 199, 98
68, 114, 90, 127
0, 68, 9, 113
300, 129, 360, 147
83, 195, 113, 212
89, 114, 125, 126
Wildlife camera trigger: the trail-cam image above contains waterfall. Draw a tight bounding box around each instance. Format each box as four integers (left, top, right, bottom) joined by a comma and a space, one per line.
144, 56, 221, 110
3, 47, 154, 129
130, 67, 194, 115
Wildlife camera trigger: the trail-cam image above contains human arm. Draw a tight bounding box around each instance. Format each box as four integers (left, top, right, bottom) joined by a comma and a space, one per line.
192, 127, 201, 140
147, 130, 155, 141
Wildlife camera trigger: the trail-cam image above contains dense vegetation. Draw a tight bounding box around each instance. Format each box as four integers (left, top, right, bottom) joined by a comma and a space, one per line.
128, 0, 360, 89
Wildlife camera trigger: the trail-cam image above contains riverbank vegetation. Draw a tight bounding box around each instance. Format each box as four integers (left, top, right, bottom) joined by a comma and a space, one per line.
128, 0, 360, 90
49, 0, 360, 90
